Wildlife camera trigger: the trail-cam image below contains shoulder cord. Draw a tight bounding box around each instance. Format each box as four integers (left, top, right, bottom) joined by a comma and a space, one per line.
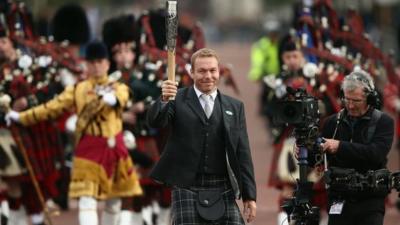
332, 109, 344, 140
323, 109, 344, 178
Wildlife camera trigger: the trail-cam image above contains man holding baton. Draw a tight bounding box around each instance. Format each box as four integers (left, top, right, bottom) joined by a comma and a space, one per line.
147, 48, 257, 224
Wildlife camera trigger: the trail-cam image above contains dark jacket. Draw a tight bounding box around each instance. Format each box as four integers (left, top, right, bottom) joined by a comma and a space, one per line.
147, 87, 256, 201
322, 107, 394, 202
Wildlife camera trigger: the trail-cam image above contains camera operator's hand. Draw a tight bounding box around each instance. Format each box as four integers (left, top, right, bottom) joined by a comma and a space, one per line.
321, 138, 339, 154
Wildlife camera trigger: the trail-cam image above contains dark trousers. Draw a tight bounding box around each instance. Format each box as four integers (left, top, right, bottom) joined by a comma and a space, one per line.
328, 198, 385, 225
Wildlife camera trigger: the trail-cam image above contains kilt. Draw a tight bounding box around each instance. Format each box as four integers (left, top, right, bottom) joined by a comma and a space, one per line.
171, 174, 244, 225
69, 133, 142, 200
3, 122, 62, 199
9, 122, 63, 182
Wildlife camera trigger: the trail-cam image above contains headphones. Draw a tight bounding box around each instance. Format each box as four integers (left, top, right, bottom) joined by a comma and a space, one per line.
340, 70, 381, 109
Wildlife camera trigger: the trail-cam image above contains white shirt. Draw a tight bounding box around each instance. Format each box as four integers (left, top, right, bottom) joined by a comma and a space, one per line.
193, 85, 217, 113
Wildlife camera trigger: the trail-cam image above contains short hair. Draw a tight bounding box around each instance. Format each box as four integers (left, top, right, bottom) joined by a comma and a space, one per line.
281, 40, 299, 53
342, 69, 375, 95
190, 48, 219, 70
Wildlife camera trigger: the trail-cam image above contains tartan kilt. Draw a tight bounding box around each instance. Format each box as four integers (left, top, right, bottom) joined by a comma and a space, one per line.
8, 121, 62, 197
171, 174, 244, 225
136, 136, 160, 186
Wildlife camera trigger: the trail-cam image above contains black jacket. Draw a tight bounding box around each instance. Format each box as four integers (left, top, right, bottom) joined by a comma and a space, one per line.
322, 108, 394, 172
322, 107, 394, 201
147, 87, 256, 201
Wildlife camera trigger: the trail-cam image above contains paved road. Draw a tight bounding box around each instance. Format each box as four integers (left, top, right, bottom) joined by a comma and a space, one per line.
51, 42, 400, 225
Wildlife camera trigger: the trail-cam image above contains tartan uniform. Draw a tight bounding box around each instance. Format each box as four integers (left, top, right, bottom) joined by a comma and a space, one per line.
9, 123, 62, 185
120, 68, 165, 199
171, 174, 244, 225
1, 61, 64, 213
1, 62, 64, 185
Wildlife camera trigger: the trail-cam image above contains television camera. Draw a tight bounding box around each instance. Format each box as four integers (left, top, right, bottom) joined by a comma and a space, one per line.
325, 167, 400, 195
273, 88, 400, 224
273, 87, 322, 225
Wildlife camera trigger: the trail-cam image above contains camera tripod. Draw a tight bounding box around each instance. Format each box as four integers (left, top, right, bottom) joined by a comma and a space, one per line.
282, 126, 324, 225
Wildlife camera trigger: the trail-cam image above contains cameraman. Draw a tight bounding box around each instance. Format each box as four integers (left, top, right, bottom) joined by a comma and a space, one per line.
320, 70, 394, 225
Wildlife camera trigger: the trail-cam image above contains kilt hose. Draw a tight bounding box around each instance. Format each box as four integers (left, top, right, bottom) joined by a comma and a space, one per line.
171, 174, 244, 225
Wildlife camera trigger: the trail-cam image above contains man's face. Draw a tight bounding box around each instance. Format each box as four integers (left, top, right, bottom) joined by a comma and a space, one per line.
112, 43, 135, 69
0, 37, 15, 61
282, 50, 305, 71
190, 56, 219, 94
86, 58, 110, 78
343, 87, 369, 117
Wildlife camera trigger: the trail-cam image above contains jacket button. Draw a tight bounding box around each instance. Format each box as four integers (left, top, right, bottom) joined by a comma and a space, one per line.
204, 199, 209, 205
205, 133, 209, 137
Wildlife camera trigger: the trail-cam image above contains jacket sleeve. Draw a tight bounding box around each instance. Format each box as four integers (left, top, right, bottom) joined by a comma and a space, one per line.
336, 113, 394, 168
114, 83, 130, 108
146, 98, 175, 128
237, 102, 257, 201
19, 85, 75, 126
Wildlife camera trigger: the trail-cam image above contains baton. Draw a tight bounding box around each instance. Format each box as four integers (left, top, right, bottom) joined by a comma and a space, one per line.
166, 0, 178, 100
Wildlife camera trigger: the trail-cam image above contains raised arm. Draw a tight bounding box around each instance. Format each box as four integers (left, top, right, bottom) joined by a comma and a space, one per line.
19, 85, 75, 126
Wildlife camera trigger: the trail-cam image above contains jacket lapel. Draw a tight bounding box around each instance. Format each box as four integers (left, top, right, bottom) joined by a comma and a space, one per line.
185, 86, 207, 124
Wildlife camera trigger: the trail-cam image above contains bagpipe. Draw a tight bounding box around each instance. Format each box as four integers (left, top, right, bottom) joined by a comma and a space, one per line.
0, 0, 84, 99
289, 0, 399, 111
12, 37, 84, 75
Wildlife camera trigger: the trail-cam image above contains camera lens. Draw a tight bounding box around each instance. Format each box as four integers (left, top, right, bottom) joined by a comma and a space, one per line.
283, 105, 297, 118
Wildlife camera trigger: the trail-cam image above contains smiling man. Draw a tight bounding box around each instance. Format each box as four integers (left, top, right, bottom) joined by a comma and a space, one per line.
147, 48, 257, 225
320, 70, 394, 225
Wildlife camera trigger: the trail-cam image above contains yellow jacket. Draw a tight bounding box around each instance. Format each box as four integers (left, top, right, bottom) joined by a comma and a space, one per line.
248, 36, 280, 81
19, 75, 129, 138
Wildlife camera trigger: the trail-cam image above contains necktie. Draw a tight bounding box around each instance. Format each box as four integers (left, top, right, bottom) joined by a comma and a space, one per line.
200, 94, 212, 118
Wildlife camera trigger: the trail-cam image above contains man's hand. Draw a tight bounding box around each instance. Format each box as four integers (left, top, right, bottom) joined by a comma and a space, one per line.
5, 110, 20, 126
243, 200, 256, 223
102, 92, 117, 106
321, 138, 339, 154
161, 80, 178, 102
